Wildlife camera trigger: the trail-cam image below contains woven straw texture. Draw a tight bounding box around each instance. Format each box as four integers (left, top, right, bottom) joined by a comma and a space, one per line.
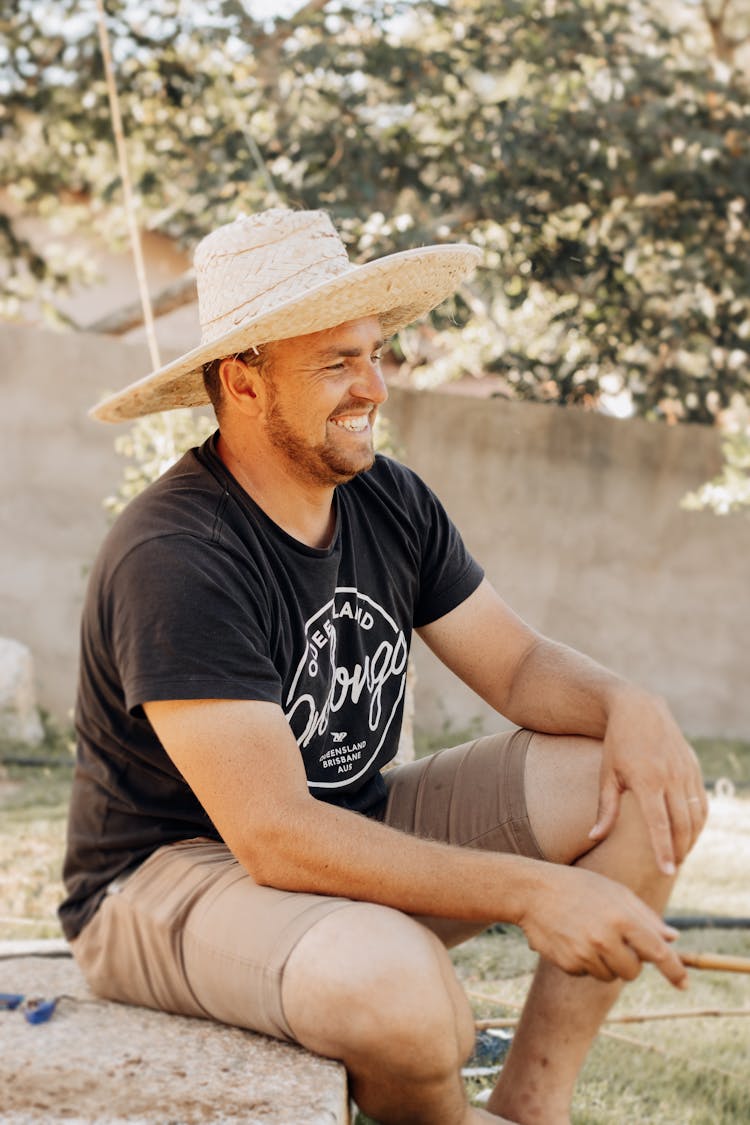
91, 208, 482, 422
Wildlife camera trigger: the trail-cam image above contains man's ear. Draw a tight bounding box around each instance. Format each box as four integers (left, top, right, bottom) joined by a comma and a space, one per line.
219, 356, 260, 416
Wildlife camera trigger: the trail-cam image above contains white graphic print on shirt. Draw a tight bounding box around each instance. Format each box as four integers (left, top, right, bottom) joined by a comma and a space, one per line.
284, 586, 408, 788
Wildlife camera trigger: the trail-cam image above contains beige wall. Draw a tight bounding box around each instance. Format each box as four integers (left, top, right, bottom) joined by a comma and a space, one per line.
1, 325, 179, 721
2, 324, 748, 739
392, 388, 749, 741
0, 192, 193, 343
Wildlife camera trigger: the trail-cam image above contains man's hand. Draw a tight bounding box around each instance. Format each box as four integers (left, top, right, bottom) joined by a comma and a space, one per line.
519, 863, 687, 988
589, 688, 708, 876
417, 582, 709, 878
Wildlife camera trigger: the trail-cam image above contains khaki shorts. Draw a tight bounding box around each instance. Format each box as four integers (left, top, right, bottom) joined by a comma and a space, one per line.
71, 728, 544, 1041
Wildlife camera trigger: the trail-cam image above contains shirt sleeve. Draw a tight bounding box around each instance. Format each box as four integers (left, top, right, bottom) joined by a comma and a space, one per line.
107, 533, 283, 712
384, 459, 484, 628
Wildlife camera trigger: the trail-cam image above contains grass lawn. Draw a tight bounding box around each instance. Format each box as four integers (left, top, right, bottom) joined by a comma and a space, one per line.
1, 729, 749, 1123
450, 774, 750, 1125
0, 723, 74, 940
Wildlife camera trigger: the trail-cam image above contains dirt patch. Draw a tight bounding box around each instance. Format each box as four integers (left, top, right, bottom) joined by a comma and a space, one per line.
1, 953, 348, 1124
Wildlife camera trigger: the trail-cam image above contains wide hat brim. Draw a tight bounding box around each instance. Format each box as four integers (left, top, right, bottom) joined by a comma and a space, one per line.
90, 243, 481, 423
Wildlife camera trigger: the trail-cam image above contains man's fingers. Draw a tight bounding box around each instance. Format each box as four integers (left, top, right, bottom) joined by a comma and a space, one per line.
630, 936, 687, 989
625, 914, 688, 990
648, 942, 689, 989
529, 866, 690, 990
588, 775, 621, 842
567, 934, 668, 986
666, 794, 694, 867
646, 784, 708, 871
687, 788, 710, 841
669, 789, 708, 865
599, 941, 643, 983
640, 791, 676, 876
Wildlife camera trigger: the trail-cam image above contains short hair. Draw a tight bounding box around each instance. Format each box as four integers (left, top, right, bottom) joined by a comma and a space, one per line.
202, 345, 273, 417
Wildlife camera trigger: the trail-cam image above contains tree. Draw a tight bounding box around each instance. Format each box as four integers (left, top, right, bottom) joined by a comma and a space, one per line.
683, 396, 750, 513
1, 0, 748, 422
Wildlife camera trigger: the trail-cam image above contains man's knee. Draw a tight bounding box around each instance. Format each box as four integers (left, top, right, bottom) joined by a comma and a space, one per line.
282, 902, 474, 1074
524, 732, 602, 864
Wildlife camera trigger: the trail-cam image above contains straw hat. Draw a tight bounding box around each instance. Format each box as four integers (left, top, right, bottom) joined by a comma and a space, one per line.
90, 208, 482, 422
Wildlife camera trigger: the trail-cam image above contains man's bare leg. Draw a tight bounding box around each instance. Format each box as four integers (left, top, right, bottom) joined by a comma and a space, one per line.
281, 901, 510, 1125
487, 734, 679, 1125
282, 733, 696, 1125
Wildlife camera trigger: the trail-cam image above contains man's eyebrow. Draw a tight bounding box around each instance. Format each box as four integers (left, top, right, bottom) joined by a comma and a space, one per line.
316, 339, 385, 360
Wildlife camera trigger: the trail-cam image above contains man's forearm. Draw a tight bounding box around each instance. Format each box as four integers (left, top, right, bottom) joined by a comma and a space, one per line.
417, 578, 656, 739
245, 791, 542, 923
145, 694, 692, 987
239, 787, 687, 989
500, 635, 652, 740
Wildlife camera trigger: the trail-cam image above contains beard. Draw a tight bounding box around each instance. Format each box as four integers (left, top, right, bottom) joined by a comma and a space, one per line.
264, 393, 376, 487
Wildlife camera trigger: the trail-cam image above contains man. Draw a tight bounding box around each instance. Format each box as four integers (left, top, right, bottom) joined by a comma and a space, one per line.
61, 208, 707, 1125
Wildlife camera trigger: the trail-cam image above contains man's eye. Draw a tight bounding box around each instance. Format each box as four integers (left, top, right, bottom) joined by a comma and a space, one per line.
371, 352, 382, 363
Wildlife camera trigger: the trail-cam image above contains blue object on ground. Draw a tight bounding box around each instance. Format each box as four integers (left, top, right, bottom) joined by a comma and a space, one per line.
0, 993, 25, 1010
469, 1029, 514, 1067
23, 997, 58, 1024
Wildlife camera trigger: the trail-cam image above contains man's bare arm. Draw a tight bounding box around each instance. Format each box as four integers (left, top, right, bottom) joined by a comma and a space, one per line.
147, 696, 533, 916
144, 696, 686, 988
417, 578, 708, 874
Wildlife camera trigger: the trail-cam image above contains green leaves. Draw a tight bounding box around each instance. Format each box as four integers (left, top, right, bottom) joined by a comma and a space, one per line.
1, 0, 749, 427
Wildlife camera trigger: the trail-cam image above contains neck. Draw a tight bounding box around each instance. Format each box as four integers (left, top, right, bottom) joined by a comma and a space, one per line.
216, 432, 337, 549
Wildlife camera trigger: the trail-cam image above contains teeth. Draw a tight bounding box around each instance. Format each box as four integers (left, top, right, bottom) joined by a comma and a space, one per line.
332, 415, 369, 432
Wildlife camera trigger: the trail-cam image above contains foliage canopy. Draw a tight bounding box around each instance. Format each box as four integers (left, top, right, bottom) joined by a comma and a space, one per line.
1, 0, 749, 424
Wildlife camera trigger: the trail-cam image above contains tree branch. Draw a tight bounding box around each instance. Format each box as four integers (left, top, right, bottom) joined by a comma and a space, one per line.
84, 271, 196, 336
701, 0, 747, 63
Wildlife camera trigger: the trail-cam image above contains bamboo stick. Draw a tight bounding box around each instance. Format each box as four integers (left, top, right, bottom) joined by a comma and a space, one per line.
475, 1007, 750, 1030
680, 950, 750, 974
607, 1007, 750, 1024
94, 0, 161, 372
598, 1027, 745, 1082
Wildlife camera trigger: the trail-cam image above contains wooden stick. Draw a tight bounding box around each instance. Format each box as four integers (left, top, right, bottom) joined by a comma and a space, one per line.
680, 950, 750, 974
598, 1027, 745, 1082
94, 0, 161, 372
475, 1007, 750, 1030
608, 1007, 750, 1024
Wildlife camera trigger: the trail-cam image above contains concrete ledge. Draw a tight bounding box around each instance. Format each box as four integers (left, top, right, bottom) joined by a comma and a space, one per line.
1, 944, 349, 1123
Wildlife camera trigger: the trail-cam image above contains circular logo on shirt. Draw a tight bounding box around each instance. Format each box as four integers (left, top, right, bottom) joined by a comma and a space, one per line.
284, 587, 408, 788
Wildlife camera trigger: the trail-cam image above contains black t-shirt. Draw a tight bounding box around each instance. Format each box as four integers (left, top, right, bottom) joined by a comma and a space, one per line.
59, 434, 483, 939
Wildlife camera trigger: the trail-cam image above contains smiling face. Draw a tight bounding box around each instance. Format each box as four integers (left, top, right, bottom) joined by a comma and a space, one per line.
258, 316, 388, 488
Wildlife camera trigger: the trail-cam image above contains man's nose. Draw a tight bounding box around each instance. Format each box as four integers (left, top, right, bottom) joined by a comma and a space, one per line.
352, 360, 388, 404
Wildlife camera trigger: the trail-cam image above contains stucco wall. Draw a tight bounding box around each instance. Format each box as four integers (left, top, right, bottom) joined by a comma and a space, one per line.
2, 324, 747, 738
391, 387, 749, 740
0, 325, 178, 721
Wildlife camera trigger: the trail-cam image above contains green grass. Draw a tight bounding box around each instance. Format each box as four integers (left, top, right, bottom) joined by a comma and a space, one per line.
371, 735, 750, 1125
3, 729, 750, 1123
0, 718, 74, 939
689, 736, 750, 790
414, 716, 485, 758
451, 919, 750, 1124
449, 755, 750, 1125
